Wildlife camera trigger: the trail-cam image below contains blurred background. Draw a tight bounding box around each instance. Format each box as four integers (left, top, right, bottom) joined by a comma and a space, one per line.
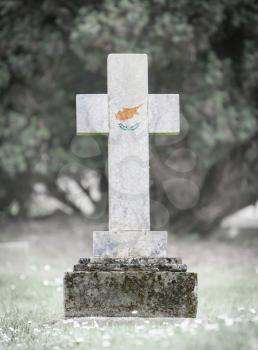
1, 0, 258, 239
1, 2, 258, 349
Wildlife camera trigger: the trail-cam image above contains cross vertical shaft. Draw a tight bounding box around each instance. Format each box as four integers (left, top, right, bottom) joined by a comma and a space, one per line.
108, 54, 150, 231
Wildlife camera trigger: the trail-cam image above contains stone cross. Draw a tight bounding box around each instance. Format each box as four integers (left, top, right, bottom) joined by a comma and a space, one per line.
76, 54, 180, 257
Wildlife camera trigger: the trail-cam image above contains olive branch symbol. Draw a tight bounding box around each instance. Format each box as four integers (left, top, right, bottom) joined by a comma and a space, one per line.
118, 122, 140, 131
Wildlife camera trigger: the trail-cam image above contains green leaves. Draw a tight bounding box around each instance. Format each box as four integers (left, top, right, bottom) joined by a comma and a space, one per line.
0, 61, 10, 93
0, 112, 49, 177
1, 0, 258, 217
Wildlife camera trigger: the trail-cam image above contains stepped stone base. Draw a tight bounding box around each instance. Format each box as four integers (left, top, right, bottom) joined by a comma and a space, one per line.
93, 231, 167, 257
64, 258, 198, 318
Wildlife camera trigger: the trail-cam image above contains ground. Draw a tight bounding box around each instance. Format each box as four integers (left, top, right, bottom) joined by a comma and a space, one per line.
0, 214, 258, 350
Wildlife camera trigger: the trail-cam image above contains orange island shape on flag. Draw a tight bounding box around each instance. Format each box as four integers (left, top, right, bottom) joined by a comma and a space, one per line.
115, 104, 143, 121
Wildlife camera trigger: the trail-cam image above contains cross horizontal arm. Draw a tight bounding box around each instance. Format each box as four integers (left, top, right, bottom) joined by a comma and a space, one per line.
148, 94, 180, 134
76, 94, 109, 135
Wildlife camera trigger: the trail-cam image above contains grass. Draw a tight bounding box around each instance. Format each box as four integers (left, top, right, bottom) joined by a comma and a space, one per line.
0, 264, 258, 350
0, 216, 258, 349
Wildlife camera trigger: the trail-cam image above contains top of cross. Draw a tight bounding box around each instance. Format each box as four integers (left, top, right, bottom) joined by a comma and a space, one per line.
77, 54, 179, 136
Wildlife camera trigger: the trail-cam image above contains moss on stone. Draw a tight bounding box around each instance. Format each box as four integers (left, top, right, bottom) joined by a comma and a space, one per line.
64, 260, 198, 317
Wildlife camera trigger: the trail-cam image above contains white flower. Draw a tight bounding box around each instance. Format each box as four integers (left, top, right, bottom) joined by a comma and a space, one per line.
224, 318, 234, 326
93, 320, 99, 328
103, 334, 111, 339
65, 319, 74, 324
135, 325, 145, 331
194, 319, 202, 324
75, 337, 84, 343
102, 340, 111, 347
54, 278, 62, 286
180, 319, 189, 331
204, 323, 219, 331
131, 310, 138, 315
44, 264, 51, 271
218, 314, 226, 320
218, 314, 234, 326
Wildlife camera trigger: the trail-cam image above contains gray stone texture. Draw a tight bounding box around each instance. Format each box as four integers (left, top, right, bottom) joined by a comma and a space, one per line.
74, 257, 186, 272
75, 54, 181, 257
148, 94, 180, 134
76, 94, 108, 134
93, 231, 167, 257
70, 54, 198, 318
108, 54, 150, 232
64, 258, 197, 318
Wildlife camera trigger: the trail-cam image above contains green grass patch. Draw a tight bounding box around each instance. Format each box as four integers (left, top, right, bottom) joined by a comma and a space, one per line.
0, 264, 258, 350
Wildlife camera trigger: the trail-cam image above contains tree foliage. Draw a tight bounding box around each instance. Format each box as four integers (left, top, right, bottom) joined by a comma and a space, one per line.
0, 0, 258, 233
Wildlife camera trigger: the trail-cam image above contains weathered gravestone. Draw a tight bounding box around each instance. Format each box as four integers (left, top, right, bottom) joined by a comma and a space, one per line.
64, 54, 198, 317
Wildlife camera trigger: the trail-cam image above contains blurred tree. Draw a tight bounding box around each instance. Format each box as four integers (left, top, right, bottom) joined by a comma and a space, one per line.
0, 0, 258, 234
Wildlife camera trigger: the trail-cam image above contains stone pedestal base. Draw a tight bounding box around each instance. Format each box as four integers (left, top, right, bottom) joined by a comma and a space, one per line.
64, 258, 198, 318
